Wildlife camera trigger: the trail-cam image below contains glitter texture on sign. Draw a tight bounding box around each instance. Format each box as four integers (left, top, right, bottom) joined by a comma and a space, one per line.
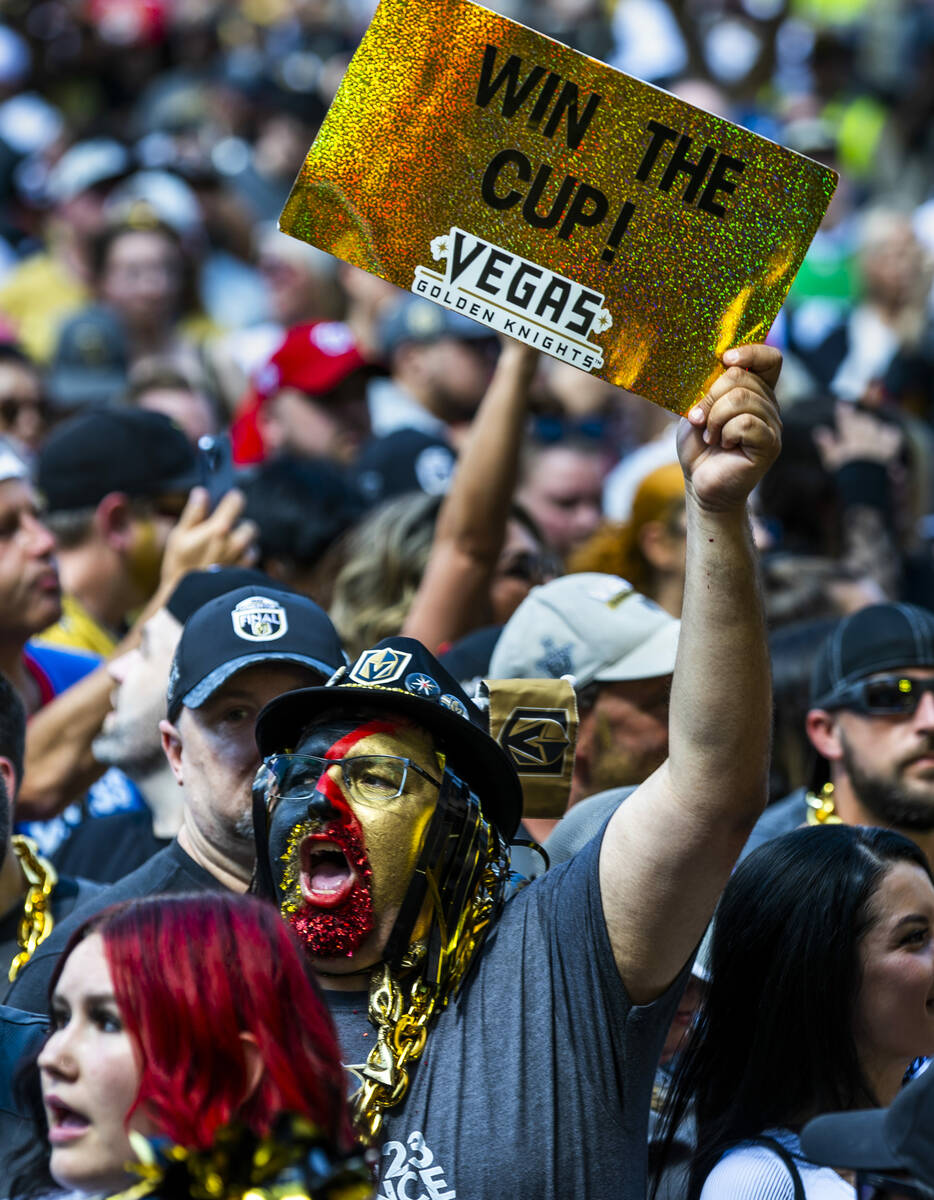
280, 0, 837, 413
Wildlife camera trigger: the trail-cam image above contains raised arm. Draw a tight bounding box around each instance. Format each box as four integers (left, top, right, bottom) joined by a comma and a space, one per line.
18, 489, 256, 819
599, 345, 782, 1004
401, 339, 539, 652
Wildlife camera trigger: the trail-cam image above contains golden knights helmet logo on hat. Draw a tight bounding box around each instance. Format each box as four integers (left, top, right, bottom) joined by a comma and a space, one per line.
347, 646, 413, 685
231, 595, 289, 642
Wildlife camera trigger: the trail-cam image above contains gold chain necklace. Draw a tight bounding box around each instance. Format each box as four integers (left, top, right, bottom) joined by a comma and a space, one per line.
805, 782, 843, 826
8, 834, 57, 983
349, 851, 506, 1144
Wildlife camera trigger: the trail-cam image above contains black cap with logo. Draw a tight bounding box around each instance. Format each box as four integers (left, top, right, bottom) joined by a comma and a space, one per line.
166, 585, 345, 722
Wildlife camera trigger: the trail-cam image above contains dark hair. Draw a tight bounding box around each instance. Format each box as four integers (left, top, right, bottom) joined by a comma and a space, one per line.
243, 456, 366, 572
654, 825, 934, 1200
0, 671, 27, 791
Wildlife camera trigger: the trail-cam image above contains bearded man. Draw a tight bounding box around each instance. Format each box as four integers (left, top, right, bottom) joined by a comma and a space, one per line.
747, 602, 934, 867
252, 344, 782, 1200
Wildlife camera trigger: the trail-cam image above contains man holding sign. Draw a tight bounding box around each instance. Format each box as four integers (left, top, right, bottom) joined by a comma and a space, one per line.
252, 341, 781, 1200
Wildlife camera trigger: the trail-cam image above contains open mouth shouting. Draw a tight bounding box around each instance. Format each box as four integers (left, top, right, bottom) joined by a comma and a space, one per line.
300, 835, 359, 909
282, 816, 375, 958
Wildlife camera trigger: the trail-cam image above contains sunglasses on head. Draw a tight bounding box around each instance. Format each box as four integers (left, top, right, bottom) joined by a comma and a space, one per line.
822, 675, 934, 716
858, 1171, 934, 1200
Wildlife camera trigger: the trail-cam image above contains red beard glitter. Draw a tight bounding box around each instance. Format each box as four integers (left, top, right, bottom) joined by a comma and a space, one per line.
286, 815, 376, 958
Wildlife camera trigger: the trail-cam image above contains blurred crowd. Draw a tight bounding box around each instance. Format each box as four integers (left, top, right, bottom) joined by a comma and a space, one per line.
0, 2, 932, 1199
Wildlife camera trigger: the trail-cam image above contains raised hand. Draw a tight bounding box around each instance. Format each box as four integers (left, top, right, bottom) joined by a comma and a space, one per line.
678, 344, 782, 514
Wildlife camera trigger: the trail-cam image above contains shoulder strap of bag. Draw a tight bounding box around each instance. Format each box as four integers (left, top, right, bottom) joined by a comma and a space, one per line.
748, 1135, 807, 1200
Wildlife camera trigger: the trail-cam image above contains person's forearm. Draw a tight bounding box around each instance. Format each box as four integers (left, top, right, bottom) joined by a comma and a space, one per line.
434, 341, 537, 560
18, 666, 113, 819
403, 341, 537, 648
668, 496, 770, 824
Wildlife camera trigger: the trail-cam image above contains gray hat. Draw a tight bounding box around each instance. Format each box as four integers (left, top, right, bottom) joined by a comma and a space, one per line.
489, 573, 680, 688
47, 306, 128, 411
380, 296, 494, 355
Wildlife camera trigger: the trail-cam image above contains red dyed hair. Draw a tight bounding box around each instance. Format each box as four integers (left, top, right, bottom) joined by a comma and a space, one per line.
54, 894, 352, 1152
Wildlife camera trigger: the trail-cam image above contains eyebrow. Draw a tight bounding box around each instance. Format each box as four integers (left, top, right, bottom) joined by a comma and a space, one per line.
893, 914, 930, 930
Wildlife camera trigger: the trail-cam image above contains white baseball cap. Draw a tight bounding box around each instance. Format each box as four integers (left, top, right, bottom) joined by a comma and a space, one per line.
489, 573, 680, 687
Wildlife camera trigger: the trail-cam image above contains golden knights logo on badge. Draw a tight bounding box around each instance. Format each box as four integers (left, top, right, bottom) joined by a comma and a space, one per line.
231, 595, 289, 642
348, 647, 413, 685
500, 707, 571, 776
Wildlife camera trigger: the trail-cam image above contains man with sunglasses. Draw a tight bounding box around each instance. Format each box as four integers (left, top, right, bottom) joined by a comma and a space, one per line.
747, 604, 934, 867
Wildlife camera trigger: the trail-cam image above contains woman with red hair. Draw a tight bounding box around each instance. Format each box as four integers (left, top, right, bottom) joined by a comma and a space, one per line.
10, 893, 365, 1199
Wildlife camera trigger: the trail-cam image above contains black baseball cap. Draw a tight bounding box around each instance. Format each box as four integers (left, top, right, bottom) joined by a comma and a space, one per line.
356, 429, 456, 504
255, 635, 523, 839
801, 1064, 934, 1186
166, 585, 345, 722
37, 408, 199, 512
811, 604, 934, 709
165, 567, 283, 625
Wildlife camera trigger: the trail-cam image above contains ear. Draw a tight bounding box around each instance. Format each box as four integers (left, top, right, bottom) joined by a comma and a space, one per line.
238, 1031, 264, 1103
159, 718, 184, 784
95, 492, 135, 552
637, 520, 670, 572
806, 708, 844, 763
0, 754, 17, 802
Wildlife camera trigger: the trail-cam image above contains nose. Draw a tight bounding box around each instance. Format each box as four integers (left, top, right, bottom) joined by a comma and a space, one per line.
914, 688, 934, 729
23, 511, 56, 559
38, 1027, 77, 1080
108, 647, 136, 685
306, 787, 340, 824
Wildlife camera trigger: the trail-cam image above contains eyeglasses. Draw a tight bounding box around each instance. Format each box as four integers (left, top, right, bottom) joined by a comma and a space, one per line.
263, 752, 442, 808
823, 675, 934, 716
857, 1171, 934, 1200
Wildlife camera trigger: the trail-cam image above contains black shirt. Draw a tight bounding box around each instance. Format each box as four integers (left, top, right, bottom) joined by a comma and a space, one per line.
52, 809, 171, 884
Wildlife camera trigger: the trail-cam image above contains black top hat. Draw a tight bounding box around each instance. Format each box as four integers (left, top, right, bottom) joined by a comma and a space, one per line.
255, 636, 522, 839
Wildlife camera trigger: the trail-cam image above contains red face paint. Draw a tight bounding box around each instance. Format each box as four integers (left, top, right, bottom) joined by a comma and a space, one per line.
284, 719, 399, 959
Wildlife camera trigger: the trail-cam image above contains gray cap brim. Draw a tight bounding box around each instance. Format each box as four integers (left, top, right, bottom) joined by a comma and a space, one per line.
181, 652, 334, 711
800, 1108, 896, 1171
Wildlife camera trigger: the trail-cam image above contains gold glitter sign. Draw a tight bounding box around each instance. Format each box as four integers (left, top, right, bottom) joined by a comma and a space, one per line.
280, 0, 837, 413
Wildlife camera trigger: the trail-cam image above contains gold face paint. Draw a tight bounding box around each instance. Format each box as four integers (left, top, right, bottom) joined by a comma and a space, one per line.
270, 719, 440, 962
280, 0, 836, 413
338, 725, 440, 928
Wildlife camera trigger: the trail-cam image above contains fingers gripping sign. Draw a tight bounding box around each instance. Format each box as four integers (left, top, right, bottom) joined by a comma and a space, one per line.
679, 343, 782, 513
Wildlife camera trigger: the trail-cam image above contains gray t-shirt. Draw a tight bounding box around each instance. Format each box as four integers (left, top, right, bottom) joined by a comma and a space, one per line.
329, 824, 688, 1200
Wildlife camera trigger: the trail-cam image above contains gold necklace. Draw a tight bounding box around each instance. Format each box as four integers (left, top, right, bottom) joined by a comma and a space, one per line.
805, 782, 843, 826
8, 834, 57, 983
349, 849, 507, 1144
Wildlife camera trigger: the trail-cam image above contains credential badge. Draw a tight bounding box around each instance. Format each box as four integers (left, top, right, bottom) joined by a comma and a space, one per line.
500, 708, 570, 776
348, 647, 413, 685
231, 595, 288, 642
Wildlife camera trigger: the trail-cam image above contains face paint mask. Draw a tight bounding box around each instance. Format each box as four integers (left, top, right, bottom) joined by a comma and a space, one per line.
266, 717, 441, 961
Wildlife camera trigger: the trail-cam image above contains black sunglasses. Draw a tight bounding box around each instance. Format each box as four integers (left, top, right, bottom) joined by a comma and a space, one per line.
822, 675, 934, 717
858, 1171, 934, 1200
